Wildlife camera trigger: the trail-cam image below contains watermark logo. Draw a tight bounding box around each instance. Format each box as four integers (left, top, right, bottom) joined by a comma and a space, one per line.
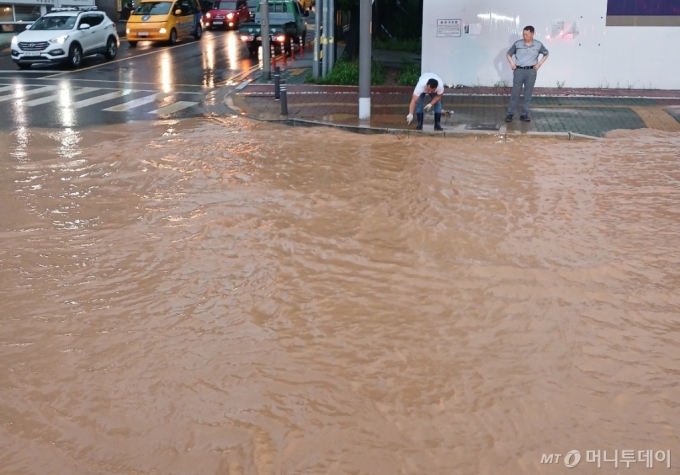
564, 450, 582, 468
541, 450, 671, 469
540, 451, 581, 468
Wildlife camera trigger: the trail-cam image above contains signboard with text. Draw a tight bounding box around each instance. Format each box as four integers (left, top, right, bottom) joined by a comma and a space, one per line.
436, 19, 461, 37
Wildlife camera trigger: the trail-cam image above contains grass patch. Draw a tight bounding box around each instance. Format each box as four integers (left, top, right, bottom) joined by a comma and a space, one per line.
305, 60, 386, 86
372, 38, 421, 54
396, 58, 420, 86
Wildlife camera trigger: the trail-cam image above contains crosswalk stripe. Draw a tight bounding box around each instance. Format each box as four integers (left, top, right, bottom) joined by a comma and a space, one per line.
0, 85, 16, 93
0, 86, 56, 103
103, 93, 167, 111
148, 101, 198, 115
71, 90, 133, 109
23, 87, 100, 107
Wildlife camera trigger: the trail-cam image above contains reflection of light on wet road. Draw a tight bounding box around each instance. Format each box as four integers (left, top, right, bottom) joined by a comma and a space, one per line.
205, 39, 215, 70
227, 33, 238, 70
203, 38, 215, 87
58, 82, 75, 128
12, 88, 26, 127
56, 128, 82, 159
160, 52, 174, 93
10, 127, 29, 161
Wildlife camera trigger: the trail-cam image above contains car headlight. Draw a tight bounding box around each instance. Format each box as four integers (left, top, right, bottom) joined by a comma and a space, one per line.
126, 28, 130, 34
159, 27, 167, 34
205, 12, 211, 18
49, 35, 69, 44
11, 36, 18, 45
227, 13, 234, 19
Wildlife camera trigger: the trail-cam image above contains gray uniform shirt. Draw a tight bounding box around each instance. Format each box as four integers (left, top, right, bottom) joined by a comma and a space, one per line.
507, 39, 549, 67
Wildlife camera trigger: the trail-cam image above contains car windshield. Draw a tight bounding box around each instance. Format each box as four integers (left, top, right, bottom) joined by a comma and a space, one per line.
133, 2, 172, 15
213, 1, 237, 9
29, 15, 77, 30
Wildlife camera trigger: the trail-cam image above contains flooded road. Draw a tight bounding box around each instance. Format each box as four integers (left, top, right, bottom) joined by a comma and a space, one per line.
1, 121, 679, 475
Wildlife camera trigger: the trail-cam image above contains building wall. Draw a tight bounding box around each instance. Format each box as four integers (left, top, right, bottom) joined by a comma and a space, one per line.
422, 0, 680, 89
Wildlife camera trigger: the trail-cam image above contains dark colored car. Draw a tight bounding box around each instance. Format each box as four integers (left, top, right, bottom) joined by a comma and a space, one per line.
204, 0, 249, 30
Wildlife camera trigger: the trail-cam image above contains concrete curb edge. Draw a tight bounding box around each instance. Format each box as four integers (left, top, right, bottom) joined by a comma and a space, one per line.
223, 88, 601, 141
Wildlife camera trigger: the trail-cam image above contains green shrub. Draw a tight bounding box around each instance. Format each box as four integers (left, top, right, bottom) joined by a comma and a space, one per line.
305, 60, 386, 86
397, 59, 420, 86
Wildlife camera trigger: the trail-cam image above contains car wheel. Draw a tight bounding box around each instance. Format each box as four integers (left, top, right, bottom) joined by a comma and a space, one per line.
17, 63, 31, 70
169, 28, 178, 45
248, 47, 257, 57
128, 41, 138, 47
68, 43, 82, 68
193, 25, 202, 40
105, 37, 117, 60
234, 20, 239, 30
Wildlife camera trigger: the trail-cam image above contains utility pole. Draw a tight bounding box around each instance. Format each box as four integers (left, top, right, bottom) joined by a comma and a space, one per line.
313, 0, 320, 78
261, 0, 271, 80
320, 0, 327, 77
358, 0, 371, 119
327, 0, 334, 71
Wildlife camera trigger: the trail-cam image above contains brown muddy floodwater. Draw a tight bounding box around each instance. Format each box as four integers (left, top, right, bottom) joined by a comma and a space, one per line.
0, 119, 679, 475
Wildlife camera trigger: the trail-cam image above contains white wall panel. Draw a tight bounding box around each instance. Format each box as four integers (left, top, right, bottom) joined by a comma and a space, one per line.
421, 0, 680, 89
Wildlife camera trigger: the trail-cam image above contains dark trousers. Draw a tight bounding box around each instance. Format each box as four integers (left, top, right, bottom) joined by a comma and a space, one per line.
507, 68, 537, 116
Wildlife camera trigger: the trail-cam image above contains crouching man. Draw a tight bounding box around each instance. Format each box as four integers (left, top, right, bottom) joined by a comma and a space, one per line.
407, 72, 445, 131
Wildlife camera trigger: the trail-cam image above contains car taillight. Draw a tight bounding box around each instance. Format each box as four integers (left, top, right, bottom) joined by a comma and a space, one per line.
240, 35, 253, 41
274, 35, 285, 42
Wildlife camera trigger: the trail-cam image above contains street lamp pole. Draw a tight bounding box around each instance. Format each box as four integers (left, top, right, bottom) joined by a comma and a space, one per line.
313, 0, 320, 78
358, 0, 371, 120
321, 0, 327, 77
261, 0, 271, 80
328, 0, 334, 71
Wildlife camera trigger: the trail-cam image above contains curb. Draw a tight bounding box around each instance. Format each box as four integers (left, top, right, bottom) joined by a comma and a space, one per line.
224, 88, 601, 141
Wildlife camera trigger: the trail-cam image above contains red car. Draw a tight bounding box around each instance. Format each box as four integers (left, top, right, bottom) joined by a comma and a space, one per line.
204, 0, 250, 30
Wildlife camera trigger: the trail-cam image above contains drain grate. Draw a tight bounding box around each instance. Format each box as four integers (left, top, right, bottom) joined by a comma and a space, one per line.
465, 123, 501, 131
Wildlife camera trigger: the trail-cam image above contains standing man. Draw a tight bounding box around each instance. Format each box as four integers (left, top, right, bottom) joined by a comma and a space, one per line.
407, 72, 445, 131
505, 26, 549, 123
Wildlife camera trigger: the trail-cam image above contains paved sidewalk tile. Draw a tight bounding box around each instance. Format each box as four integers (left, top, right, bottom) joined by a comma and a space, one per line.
231, 82, 680, 138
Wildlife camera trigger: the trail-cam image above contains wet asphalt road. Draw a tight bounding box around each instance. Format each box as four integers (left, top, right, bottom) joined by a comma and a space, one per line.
0, 30, 258, 130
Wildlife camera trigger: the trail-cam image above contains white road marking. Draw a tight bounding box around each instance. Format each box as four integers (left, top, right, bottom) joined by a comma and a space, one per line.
70, 90, 133, 109
0, 70, 64, 74
0, 85, 56, 102
149, 101, 198, 114
103, 92, 168, 111
23, 87, 99, 106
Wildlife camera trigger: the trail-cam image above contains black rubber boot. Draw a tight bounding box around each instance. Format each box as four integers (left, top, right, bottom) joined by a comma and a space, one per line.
416, 113, 424, 130
434, 113, 443, 131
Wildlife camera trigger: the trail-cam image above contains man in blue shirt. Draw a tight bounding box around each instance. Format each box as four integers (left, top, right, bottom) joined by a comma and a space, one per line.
505, 25, 549, 123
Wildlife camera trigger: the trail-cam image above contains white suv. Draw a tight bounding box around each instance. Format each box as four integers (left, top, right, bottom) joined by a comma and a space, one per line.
11, 8, 119, 69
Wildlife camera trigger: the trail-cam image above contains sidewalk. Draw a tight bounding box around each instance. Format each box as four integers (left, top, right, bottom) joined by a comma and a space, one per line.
226, 51, 680, 139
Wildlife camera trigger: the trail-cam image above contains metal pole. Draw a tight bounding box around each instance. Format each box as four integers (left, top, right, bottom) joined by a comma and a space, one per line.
280, 79, 288, 115
328, 0, 335, 72
313, 0, 320, 78
358, 0, 371, 120
274, 66, 281, 100
320, 0, 327, 77
261, 0, 271, 80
